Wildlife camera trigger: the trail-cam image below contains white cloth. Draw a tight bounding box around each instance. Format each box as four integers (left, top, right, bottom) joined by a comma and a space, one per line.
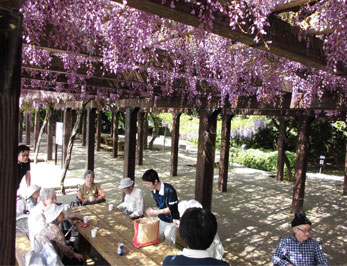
117, 187, 144, 217
28, 202, 46, 248
178, 248, 212, 258
159, 219, 176, 244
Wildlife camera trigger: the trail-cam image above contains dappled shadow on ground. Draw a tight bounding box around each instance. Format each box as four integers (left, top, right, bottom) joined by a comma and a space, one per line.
29, 135, 346, 265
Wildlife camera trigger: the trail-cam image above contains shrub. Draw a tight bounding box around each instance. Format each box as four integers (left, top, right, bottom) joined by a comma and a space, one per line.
232, 148, 296, 178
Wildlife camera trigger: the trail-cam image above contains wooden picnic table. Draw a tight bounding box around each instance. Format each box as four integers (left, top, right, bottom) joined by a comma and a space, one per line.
69, 203, 179, 266
100, 134, 125, 152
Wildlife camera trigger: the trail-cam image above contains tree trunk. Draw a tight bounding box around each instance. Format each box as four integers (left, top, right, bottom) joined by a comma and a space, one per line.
34, 107, 51, 164
60, 103, 88, 194
149, 113, 159, 150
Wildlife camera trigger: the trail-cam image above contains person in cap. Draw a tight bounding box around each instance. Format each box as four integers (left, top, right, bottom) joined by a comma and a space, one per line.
117, 177, 144, 219
272, 210, 329, 266
28, 188, 57, 247
41, 203, 84, 265
25, 184, 41, 213
142, 169, 179, 244
163, 207, 229, 266
77, 170, 105, 205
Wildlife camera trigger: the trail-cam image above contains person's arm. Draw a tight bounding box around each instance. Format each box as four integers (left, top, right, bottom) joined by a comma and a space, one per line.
146, 207, 170, 216
272, 239, 292, 266
96, 185, 105, 201
77, 188, 87, 203
25, 171, 31, 187
315, 242, 329, 266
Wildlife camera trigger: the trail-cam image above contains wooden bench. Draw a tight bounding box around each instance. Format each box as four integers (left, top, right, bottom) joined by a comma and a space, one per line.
15, 232, 31, 266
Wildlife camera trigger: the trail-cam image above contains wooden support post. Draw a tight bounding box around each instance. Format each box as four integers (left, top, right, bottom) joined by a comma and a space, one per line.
0, 28, 21, 265
110, 112, 114, 136
63, 108, 72, 167
18, 111, 23, 143
343, 143, 347, 195
276, 118, 287, 181
291, 117, 313, 213
137, 112, 145, 165
124, 108, 139, 179
81, 110, 86, 146
34, 109, 40, 150
195, 108, 220, 210
112, 111, 119, 158
96, 110, 102, 152
143, 113, 148, 150
218, 114, 233, 192
86, 108, 96, 171
47, 108, 55, 160
25, 112, 31, 145
170, 113, 181, 176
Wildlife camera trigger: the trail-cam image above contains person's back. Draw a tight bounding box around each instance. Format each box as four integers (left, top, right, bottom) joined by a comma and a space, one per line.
163, 207, 229, 266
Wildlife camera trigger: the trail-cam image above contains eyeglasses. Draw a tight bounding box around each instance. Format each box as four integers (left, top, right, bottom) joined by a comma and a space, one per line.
296, 227, 311, 234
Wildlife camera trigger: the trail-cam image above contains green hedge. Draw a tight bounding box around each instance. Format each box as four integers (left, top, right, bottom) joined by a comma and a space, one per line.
231, 148, 296, 178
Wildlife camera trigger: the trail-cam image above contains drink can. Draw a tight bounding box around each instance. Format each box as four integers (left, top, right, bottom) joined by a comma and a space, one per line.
117, 243, 124, 256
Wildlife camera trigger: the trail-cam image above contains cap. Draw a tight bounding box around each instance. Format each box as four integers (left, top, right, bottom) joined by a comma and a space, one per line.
119, 178, 134, 189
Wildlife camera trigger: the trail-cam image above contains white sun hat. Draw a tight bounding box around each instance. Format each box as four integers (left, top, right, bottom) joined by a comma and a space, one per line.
178, 199, 203, 218
119, 177, 134, 189
25, 184, 41, 199
44, 203, 65, 224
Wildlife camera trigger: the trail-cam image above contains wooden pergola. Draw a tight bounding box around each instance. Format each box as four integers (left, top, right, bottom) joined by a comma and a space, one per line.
1, 0, 346, 264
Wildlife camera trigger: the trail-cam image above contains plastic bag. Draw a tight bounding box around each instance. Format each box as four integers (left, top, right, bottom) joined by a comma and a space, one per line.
24, 235, 63, 266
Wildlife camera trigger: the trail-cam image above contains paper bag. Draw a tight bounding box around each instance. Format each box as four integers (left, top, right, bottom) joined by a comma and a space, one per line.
133, 217, 160, 248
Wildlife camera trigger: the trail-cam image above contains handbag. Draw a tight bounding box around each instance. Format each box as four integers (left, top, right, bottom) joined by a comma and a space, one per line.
133, 217, 160, 248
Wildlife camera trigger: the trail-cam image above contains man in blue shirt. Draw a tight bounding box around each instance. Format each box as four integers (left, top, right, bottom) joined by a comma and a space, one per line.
142, 169, 179, 244
272, 211, 329, 266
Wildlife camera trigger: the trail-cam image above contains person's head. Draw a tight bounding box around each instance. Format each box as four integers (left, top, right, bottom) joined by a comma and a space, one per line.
179, 207, 217, 250
44, 203, 65, 224
18, 145, 30, 163
142, 169, 160, 191
26, 184, 41, 199
40, 188, 57, 206
119, 177, 134, 194
84, 170, 95, 186
291, 210, 312, 243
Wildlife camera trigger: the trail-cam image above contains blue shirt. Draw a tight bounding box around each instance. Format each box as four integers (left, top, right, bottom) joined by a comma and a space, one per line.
272, 235, 329, 266
152, 182, 178, 223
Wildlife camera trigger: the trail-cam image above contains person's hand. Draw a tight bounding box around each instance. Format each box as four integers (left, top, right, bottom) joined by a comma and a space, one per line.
74, 253, 84, 261
145, 208, 157, 216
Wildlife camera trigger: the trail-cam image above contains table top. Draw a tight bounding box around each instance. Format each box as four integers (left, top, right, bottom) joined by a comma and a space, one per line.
69, 203, 179, 266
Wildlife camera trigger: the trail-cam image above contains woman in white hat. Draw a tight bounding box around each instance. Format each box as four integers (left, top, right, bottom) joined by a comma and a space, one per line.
117, 177, 144, 219
25, 184, 41, 213
41, 204, 84, 265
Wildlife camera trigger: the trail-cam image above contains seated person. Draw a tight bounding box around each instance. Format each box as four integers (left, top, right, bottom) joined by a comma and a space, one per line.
117, 177, 144, 219
175, 200, 224, 260
25, 184, 41, 213
41, 204, 84, 265
163, 207, 229, 266
28, 188, 57, 247
77, 170, 105, 205
272, 210, 329, 266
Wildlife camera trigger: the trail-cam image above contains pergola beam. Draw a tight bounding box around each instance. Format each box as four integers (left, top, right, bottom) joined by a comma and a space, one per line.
111, 0, 345, 75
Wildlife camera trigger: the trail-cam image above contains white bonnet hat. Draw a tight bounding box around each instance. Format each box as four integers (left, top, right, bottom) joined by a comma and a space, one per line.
26, 184, 41, 199
44, 203, 64, 224
119, 178, 134, 189
178, 199, 203, 218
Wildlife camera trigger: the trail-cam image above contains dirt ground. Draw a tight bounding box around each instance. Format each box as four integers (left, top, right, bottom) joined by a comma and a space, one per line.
22, 134, 347, 265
